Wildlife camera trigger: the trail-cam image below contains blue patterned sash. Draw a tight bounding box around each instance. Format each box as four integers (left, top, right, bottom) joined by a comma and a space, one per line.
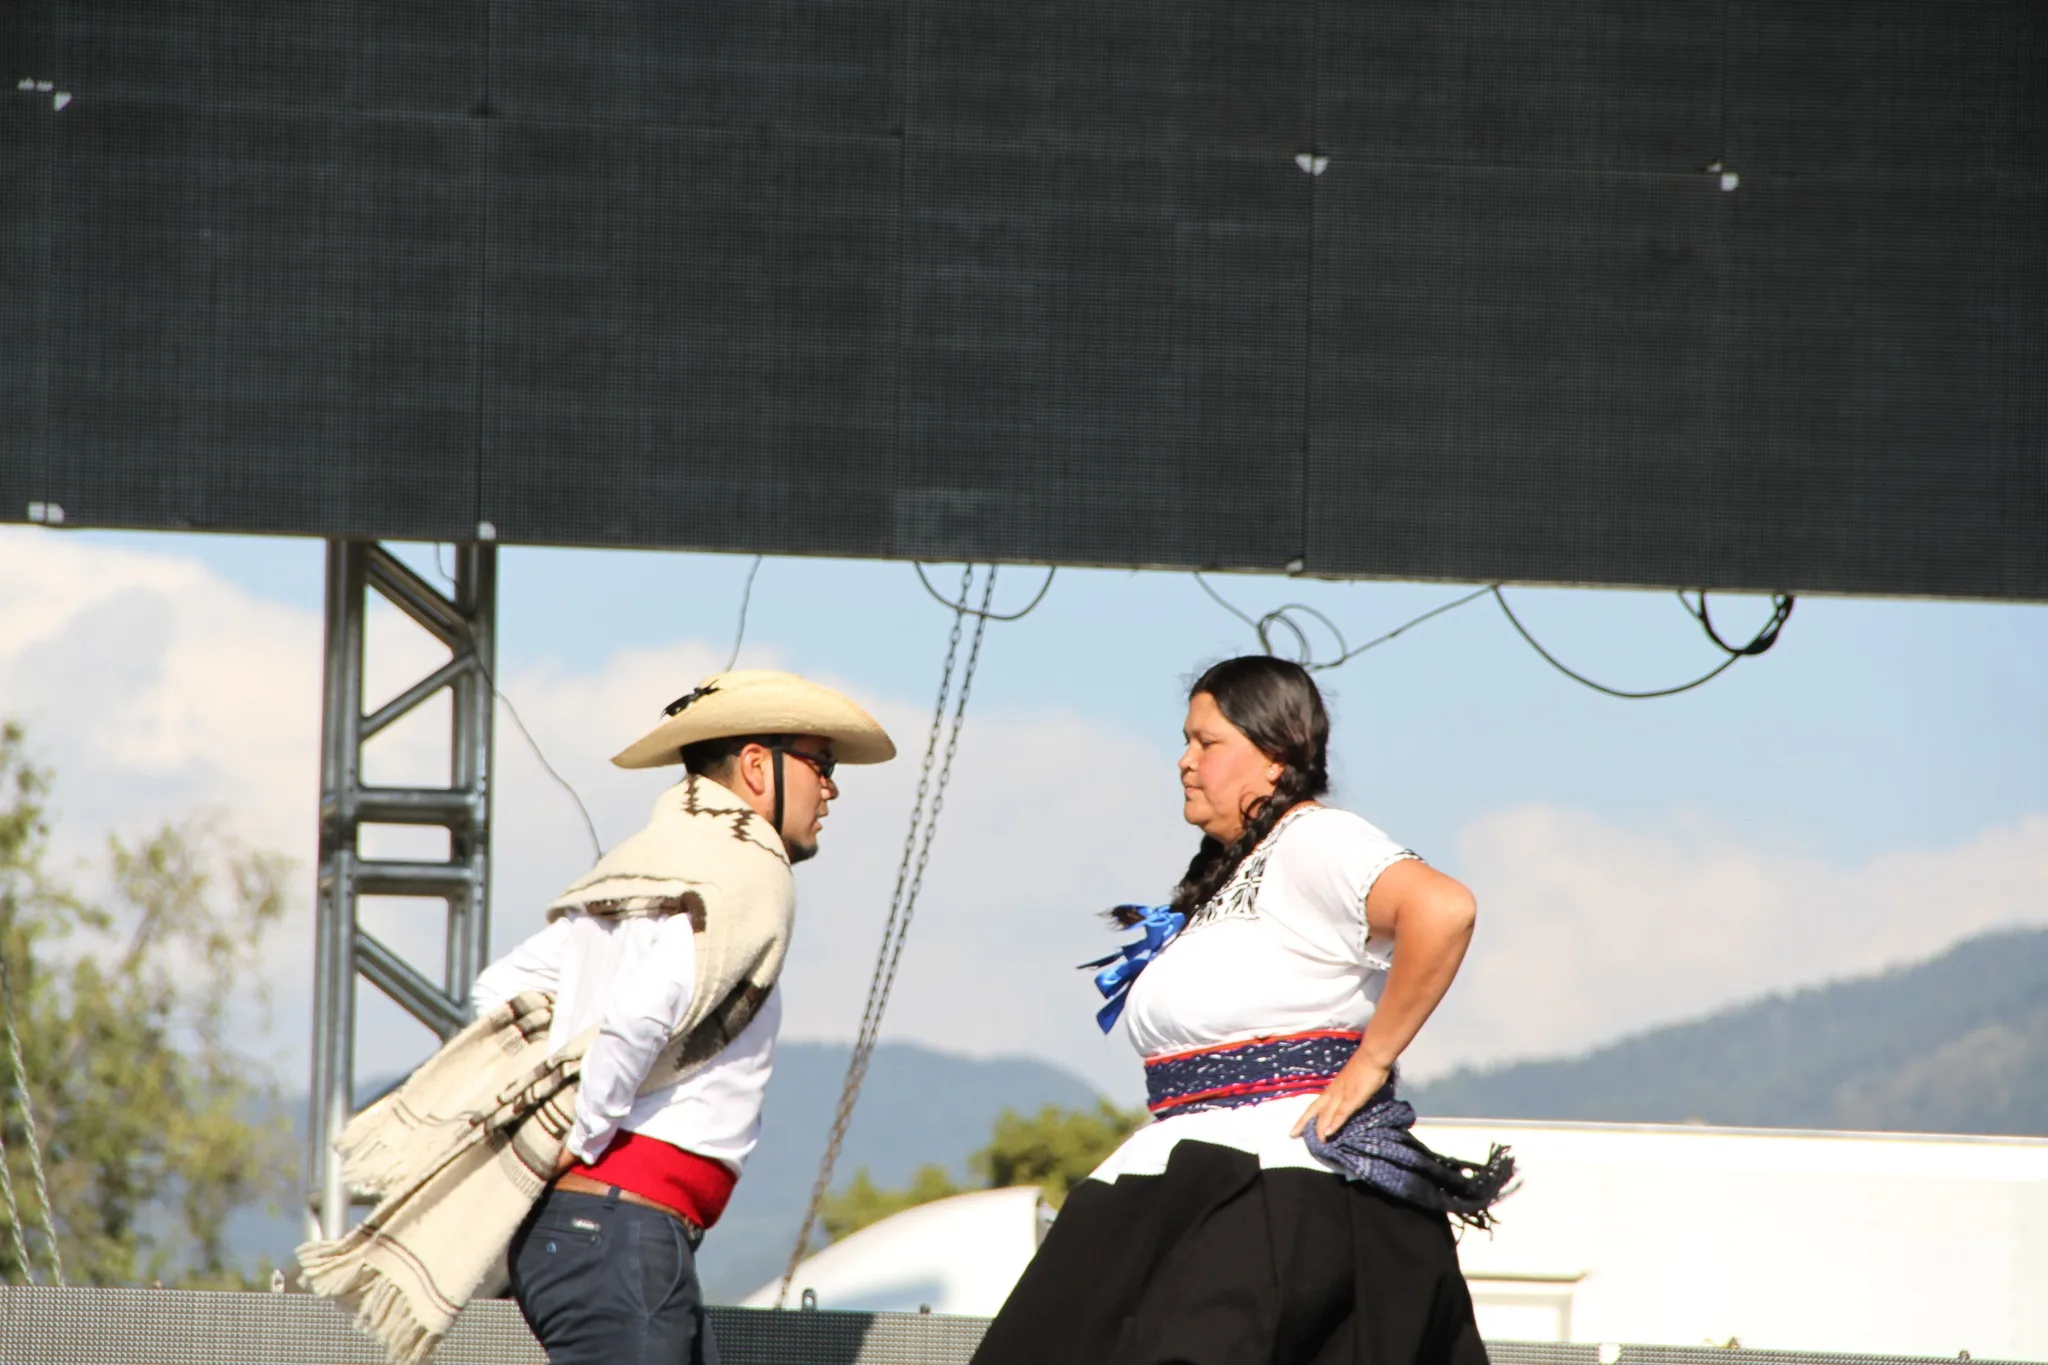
1143, 1031, 1362, 1119
1144, 1033, 1518, 1227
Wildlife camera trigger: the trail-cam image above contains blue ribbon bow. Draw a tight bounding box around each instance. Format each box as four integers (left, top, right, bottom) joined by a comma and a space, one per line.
1079, 905, 1186, 1033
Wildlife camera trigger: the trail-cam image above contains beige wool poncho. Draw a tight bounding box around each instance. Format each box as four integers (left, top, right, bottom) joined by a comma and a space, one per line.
299, 775, 795, 1365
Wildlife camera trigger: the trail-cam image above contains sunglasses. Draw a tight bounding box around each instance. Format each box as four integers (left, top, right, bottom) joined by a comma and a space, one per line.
769, 745, 837, 783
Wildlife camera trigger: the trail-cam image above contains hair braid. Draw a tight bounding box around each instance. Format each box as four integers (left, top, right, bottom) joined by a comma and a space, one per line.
1168, 765, 1320, 919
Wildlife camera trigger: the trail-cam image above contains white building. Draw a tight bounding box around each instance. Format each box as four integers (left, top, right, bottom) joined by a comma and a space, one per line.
1425, 1117, 2048, 1358
742, 1186, 1050, 1317
754, 1119, 2048, 1359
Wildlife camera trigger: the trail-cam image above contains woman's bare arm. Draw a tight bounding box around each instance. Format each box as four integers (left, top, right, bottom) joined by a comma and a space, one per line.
1292, 858, 1477, 1140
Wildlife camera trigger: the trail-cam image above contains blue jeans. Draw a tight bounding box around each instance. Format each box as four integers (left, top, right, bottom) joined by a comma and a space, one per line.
509, 1186, 720, 1365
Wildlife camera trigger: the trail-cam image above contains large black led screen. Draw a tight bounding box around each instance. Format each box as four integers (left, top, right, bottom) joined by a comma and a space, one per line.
4, 0, 2044, 599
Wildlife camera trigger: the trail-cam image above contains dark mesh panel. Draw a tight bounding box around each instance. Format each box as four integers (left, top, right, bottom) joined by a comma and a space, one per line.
44, 104, 481, 538
479, 125, 899, 554
1724, 0, 2046, 176
1307, 170, 1731, 587
44, 0, 486, 115
8, 0, 2045, 601
911, 0, 1310, 154
490, 0, 902, 135
1720, 175, 2048, 598
2010, 186, 2048, 576
896, 142, 1308, 569
4, 0, 54, 77
1317, 0, 1723, 172
2, 41, 54, 519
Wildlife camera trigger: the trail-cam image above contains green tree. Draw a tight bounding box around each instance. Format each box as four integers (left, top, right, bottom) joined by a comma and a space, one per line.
818, 1163, 962, 1241
818, 1097, 1146, 1240
971, 1098, 1147, 1208
0, 721, 294, 1287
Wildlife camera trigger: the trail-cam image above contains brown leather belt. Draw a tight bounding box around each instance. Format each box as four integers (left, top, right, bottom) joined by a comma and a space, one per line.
554, 1171, 705, 1248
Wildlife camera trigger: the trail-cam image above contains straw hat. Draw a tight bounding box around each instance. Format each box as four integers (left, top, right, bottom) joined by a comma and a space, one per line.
610, 669, 897, 769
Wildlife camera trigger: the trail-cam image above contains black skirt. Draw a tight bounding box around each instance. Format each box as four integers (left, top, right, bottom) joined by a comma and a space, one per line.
970, 1140, 1487, 1365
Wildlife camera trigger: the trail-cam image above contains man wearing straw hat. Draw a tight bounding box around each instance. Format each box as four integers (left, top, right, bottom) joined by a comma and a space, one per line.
300, 670, 893, 1365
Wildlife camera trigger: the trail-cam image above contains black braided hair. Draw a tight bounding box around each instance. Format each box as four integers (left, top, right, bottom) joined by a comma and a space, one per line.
1113, 656, 1331, 927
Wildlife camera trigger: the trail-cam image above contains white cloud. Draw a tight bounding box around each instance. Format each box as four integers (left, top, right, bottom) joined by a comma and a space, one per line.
1405, 804, 2048, 1078
4, 529, 2044, 1108
1, 530, 464, 1073
0, 535, 318, 854
0, 530, 1187, 1096
481, 662, 1192, 1100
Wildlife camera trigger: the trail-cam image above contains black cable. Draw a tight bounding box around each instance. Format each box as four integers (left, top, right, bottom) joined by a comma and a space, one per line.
1680, 589, 1794, 656
1328, 586, 1495, 667
1193, 569, 1793, 699
1195, 572, 1350, 665
725, 555, 763, 671
1193, 573, 1491, 673
912, 562, 1056, 620
1491, 587, 1793, 700
1193, 571, 1262, 632
474, 652, 605, 862
433, 542, 604, 860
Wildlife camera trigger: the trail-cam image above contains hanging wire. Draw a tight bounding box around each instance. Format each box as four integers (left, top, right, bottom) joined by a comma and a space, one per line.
913, 562, 1056, 621
475, 654, 605, 861
1491, 587, 1794, 700
725, 556, 765, 671
449, 548, 782, 862
1192, 571, 1795, 699
429, 544, 605, 862
777, 565, 1001, 1306
1679, 589, 1794, 657
1193, 573, 1493, 672
0, 959, 61, 1285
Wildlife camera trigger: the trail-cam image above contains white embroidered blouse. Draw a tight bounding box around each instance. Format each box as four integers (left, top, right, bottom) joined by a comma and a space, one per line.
1092, 803, 1418, 1181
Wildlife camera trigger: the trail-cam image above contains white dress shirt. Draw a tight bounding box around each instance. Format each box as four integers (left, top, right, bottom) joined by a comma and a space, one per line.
469, 909, 779, 1173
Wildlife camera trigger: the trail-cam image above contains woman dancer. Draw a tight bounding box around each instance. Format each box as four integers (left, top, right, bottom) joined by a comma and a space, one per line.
971, 655, 1508, 1365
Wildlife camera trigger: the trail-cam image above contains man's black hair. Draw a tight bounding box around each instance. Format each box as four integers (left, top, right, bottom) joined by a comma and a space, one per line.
678, 733, 792, 776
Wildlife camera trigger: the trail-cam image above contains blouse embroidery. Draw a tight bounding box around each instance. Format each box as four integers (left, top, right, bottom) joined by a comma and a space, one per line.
1188, 804, 1320, 928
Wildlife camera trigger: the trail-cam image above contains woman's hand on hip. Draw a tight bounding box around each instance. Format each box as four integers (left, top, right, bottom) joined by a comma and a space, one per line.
1292, 1051, 1392, 1142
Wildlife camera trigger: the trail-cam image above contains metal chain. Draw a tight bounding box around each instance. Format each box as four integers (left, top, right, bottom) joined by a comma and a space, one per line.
823, 569, 996, 1167
0, 960, 59, 1285
859, 568, 996, 1070
848, 566, 971, 1056
0, 1078, 30, 1283
776, 567, 969, 1304
776, 565, 998, 1305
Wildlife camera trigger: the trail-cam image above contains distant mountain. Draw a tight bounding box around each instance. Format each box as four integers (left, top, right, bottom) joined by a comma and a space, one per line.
1413, 926, 2048, 1135
242, 1041, 1101, 1302
239, 929, 2048, 1297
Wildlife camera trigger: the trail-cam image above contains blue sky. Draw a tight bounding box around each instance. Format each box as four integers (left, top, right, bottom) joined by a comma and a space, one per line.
121, 528, 2047, 859
3, 525, 2043, 1098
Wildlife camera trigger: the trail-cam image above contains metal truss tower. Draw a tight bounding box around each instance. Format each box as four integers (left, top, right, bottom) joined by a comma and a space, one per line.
308, 540, 497, 1237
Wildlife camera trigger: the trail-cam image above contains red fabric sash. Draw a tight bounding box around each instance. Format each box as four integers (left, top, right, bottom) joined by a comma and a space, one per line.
571, 1131, 738, 1229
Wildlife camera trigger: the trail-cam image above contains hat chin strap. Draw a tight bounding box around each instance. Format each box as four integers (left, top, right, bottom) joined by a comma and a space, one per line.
771, 747, 787, 848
